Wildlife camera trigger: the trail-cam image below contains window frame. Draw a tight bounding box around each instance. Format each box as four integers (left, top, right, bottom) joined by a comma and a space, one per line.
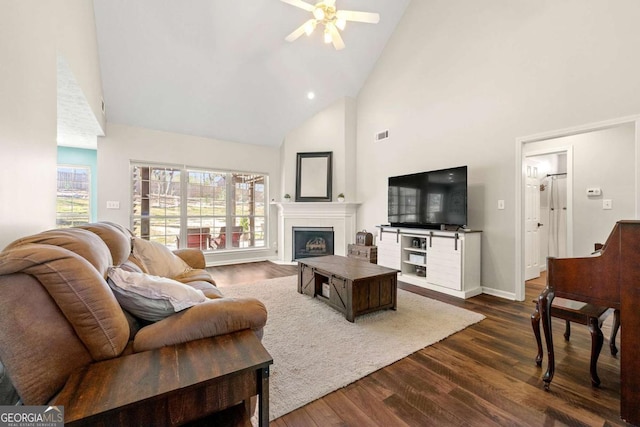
131, 162, 268, 251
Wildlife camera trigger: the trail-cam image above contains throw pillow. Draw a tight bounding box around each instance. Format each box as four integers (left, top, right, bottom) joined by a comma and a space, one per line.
107, 267, 207, 322
132, 238, 192, 278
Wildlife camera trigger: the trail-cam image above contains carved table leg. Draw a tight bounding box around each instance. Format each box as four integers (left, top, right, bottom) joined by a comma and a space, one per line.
531, 301, 543, 366
588, 316, 604, 387
610, 308, 620, 356
540, 288, 556, 390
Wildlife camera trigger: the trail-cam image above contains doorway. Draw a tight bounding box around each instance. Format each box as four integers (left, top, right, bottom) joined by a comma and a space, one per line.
524, 151, 570, 281
515, 115, 640, 301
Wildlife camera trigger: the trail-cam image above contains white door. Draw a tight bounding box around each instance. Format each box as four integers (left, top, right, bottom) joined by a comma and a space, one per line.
524, 162, 541, 280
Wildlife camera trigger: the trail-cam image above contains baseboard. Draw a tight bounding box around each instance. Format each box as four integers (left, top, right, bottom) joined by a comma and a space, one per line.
481, 286, 517, 301
206, 255, 279, 267
270, 259, 297, 266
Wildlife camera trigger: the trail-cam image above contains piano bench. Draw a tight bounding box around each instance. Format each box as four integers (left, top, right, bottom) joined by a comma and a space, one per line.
531, 298, 620, 387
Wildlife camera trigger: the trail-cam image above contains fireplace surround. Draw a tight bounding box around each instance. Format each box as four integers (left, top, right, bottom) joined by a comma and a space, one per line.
272, 202, 360, 263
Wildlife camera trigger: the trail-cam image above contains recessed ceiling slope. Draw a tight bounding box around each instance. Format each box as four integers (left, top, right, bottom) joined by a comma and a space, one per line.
92, 0, 410, 146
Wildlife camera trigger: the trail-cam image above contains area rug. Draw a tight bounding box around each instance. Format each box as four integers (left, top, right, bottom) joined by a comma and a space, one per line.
218, 275, 485, 421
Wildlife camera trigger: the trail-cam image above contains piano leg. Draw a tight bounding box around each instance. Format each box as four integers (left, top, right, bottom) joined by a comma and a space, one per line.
609, 308, 620, 356
531, 301, 543, 366
587, 316, 603, 387
539, 287, 555, 390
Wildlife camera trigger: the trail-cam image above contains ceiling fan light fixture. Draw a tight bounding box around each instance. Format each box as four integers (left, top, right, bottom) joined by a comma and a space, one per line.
282, 0, 379, 49
323, 27, 332, 44
304, 20, 316, 35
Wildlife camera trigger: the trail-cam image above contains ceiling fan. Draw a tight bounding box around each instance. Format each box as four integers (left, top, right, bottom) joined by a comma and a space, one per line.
282, 0, 380, 50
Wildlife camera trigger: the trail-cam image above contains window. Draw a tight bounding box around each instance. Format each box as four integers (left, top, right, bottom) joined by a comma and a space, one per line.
132, 163, 267, 251
56, 165, 91, 228
132, 165, 182, 246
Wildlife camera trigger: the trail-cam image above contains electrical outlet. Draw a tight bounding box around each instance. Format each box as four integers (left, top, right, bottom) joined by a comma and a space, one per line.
106, 201, 120, 209
603, 199, 612, 210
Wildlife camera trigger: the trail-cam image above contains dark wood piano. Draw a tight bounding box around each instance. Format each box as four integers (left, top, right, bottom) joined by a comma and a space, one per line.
538, 220, 640, 425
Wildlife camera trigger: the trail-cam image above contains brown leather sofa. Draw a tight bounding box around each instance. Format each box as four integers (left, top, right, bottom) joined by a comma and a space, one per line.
0, 222, 267, 406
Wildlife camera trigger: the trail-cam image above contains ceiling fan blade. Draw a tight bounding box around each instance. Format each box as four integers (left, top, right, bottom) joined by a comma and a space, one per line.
324, 0, 336, 6
328, 24, 345, 50
285, 19, 315, 42
281, 0, 315, 12
335, 10, 380, 24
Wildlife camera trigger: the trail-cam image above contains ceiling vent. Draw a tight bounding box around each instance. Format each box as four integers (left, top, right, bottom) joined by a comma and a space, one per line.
375, 129, 389, 142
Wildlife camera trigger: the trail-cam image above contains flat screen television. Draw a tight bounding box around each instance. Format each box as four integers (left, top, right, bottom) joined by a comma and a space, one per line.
388, 166, 467, 229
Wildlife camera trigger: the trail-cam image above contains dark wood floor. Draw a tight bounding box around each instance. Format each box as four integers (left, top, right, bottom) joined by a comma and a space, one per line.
208, 262, 629, 427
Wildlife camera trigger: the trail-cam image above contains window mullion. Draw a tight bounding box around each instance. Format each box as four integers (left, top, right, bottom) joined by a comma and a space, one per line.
179, 169, 189, 248
225, 172, 234, 249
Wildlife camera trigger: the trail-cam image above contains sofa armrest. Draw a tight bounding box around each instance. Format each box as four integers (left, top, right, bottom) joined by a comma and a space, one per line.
173, 249, 206, 269
132, 298, 267, 353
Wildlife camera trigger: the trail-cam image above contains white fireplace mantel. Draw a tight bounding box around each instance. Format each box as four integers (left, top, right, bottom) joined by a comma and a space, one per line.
271, 202, 361, 262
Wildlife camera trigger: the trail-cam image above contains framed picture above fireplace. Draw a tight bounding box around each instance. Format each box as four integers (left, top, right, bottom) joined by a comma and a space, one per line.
295, 151, 332, 202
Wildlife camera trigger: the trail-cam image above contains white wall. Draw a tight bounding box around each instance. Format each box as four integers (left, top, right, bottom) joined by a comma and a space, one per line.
0, 1, 57, 249
0, 1, 107, 249
57, 0, 106, 134
97, 123, 281, 264
281, 97, 357, 201
354, 0, 640, 295
525, 124, 636, 257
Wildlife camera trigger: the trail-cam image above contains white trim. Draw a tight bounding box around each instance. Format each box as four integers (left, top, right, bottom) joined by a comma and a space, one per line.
481, 286, 516, 301
272, 202, 361, 262
515, 114, 640, 302
205, 254, 277, 267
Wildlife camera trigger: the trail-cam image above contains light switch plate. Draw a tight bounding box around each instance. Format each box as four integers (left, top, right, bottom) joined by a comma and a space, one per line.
603, 199, 612, 210
106, 201, 120, 209
498, 200, 505, 210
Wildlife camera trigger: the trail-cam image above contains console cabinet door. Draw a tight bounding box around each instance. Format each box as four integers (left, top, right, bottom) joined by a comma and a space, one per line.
427, 236, 462, 290
378, 230, 401, 270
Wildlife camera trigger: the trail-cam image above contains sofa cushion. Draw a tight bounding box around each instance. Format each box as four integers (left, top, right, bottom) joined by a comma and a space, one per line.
174, 269, 216, 286
79, 223, 133, 266
183, 280, 224, 299
133, 297, 268, 352
107, 268, 207, 322
4, 228, 112, 277
132, 238, 192, 278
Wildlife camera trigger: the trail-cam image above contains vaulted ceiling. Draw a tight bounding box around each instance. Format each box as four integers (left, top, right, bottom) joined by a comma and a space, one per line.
91, 0, 411, 147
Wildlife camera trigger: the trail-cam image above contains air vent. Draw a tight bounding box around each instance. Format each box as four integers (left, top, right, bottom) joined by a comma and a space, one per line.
375, 129, 389, 142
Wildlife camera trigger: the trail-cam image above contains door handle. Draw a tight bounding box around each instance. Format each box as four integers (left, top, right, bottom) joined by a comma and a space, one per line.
538, 223, 544, 227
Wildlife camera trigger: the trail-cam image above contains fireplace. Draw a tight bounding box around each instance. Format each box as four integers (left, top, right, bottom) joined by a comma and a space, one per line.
273, 201, 358, 262
292, 227, 334, 261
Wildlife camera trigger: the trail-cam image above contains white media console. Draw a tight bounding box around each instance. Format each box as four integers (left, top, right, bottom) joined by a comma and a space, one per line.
376, 226, 482, 299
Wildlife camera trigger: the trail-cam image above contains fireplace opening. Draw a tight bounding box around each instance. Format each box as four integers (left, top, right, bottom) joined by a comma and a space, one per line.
292, 227, 334, 261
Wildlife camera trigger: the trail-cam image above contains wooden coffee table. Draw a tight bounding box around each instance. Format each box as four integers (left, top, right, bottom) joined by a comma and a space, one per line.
298, 255, 398, 322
